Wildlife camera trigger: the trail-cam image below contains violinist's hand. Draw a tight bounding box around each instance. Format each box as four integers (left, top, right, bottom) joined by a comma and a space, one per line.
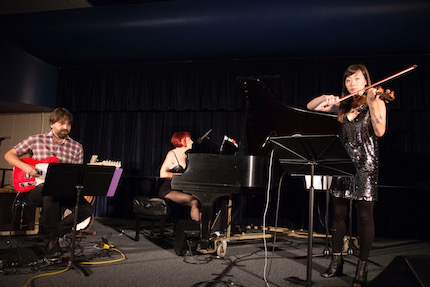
324, 95, 340, 106
366, 88, 379, 105
308, 94, 340, 112
316, 95, 340, 111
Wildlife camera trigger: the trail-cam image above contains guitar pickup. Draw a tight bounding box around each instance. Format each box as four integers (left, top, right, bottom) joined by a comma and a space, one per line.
35, 169, 44, 176
19, 182, 36, 187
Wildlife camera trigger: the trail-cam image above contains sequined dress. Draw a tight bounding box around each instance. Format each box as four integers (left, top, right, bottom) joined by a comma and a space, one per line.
330, 108, 379, 201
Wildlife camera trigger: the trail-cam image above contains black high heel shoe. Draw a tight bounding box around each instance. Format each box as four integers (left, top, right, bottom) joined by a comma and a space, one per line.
352, 259, 368, 287
321, 253, 344, 278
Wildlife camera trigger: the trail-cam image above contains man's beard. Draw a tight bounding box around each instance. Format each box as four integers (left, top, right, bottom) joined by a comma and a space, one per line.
56, 129, 69, 139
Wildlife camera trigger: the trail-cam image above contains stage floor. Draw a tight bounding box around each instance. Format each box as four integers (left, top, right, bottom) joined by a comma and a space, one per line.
1, 218, 429, 287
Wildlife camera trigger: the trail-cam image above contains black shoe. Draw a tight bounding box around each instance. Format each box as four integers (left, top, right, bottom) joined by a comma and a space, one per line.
45, 237, 63, 258
321, 253, 344, 278
352, 260, 368, 287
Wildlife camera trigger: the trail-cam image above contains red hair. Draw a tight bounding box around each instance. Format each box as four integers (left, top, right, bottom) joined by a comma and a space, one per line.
170, 131, 191, 147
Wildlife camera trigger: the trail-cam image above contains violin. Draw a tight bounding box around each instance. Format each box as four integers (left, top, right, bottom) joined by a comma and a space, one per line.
351, 86, 395, 110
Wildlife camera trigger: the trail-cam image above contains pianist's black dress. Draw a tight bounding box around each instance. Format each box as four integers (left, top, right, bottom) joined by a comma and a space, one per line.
159, 158, 187, 198
330, 108, 379, 201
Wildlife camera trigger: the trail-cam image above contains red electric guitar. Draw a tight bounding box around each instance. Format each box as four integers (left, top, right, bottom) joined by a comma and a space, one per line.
13, 157, 121, 231
12, 156, 59, 193
13, 156, 96, 231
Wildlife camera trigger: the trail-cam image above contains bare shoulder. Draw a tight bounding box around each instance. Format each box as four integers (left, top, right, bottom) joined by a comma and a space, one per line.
164, 149, 176, 162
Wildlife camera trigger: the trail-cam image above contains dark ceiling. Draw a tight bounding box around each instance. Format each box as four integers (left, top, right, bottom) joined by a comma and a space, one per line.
2, 0, 430, 67
1, 0, 430, 113
0, 0, 91, 14
0, 0, 164, 14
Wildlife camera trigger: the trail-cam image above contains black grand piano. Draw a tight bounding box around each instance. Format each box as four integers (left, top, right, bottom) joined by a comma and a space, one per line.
172, 153, 268, 249
172, 77, 339, 250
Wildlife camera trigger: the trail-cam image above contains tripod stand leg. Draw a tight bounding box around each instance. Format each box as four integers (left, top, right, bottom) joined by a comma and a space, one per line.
287, 165, 316, 286
323, 188, 330, 256
69, 185, 89, 276
346, 199, 354, 255
305, 183, 314, 286
68, 260, 89, 276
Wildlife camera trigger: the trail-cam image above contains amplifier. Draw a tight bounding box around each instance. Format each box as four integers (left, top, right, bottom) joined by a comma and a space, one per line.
174, 219, 200, 256
0, 188, 40, 236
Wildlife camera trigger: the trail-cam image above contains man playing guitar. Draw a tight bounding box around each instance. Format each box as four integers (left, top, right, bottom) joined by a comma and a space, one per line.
4, 108, 93, 258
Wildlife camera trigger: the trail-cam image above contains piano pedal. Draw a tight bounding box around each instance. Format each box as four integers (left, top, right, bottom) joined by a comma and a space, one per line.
210, 209, 223, 233
210, 231, 223, 238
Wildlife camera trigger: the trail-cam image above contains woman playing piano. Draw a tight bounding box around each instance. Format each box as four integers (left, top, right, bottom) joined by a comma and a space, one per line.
307, 64, 386, 287
159, 131, 201, 221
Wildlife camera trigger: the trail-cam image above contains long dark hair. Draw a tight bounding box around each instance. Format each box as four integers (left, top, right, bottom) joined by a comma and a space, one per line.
338, 64, 371, 123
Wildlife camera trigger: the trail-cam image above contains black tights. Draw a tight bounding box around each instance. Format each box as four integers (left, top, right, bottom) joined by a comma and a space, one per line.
331, 197, 375, 261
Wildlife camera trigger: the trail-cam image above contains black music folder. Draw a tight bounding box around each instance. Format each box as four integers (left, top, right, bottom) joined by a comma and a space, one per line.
269, 134, 356, 177
42, 163, 122, 197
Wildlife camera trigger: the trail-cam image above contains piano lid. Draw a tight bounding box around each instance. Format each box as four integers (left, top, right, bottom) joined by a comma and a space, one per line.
238, 77, 339, 157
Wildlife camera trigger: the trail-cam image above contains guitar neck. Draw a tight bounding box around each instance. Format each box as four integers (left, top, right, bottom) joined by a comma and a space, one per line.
87, 160, 122, 168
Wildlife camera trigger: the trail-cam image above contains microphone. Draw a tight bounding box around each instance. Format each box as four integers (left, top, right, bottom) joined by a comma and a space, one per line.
196, 129, 212, 144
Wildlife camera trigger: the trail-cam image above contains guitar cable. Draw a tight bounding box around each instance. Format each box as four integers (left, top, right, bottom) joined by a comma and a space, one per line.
21, 239, 126, 287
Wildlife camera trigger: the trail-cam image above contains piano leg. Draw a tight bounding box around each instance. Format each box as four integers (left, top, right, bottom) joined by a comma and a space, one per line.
226, 196, 233, 238
194, 192, 233, 252
199, 203, 213, 250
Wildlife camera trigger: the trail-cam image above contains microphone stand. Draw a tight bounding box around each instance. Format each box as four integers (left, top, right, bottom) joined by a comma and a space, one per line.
196, 136, 220, 154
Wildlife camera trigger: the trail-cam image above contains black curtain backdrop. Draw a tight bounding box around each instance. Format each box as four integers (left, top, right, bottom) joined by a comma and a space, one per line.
57, 55, 430, 239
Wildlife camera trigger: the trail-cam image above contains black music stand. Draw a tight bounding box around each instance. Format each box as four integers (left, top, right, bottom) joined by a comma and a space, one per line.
269, 134, 356, 287
42, 163, 118, 276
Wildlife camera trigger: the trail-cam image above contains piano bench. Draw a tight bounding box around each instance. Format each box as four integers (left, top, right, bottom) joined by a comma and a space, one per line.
133, 196, 168, 241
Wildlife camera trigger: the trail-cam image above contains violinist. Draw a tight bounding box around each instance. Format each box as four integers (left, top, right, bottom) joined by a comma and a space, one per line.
307, 64, 387, 287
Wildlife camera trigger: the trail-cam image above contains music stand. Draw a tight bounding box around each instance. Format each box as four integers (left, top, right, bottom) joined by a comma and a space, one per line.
42, 163, 120, 276
269, 134, 356, 286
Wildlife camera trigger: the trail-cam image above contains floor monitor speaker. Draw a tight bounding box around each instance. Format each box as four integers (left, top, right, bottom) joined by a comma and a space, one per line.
369, 255, 430, 287
174, 219, 200, 256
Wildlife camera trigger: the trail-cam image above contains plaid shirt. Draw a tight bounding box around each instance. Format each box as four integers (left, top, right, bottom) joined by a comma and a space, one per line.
14, 131, 83, 164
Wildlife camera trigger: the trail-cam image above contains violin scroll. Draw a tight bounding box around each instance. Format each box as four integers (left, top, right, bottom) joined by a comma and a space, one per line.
375, 86, 395, 103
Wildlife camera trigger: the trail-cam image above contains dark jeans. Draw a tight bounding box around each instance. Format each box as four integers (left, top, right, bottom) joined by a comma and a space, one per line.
23, 185, 93, 239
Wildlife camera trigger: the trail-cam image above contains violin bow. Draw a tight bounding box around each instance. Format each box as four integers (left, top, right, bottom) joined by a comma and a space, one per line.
327, 64, 418, 107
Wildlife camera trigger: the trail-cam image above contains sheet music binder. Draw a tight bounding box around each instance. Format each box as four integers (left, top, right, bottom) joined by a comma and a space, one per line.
42, 163, 122, 197
270, 134, 356, 177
